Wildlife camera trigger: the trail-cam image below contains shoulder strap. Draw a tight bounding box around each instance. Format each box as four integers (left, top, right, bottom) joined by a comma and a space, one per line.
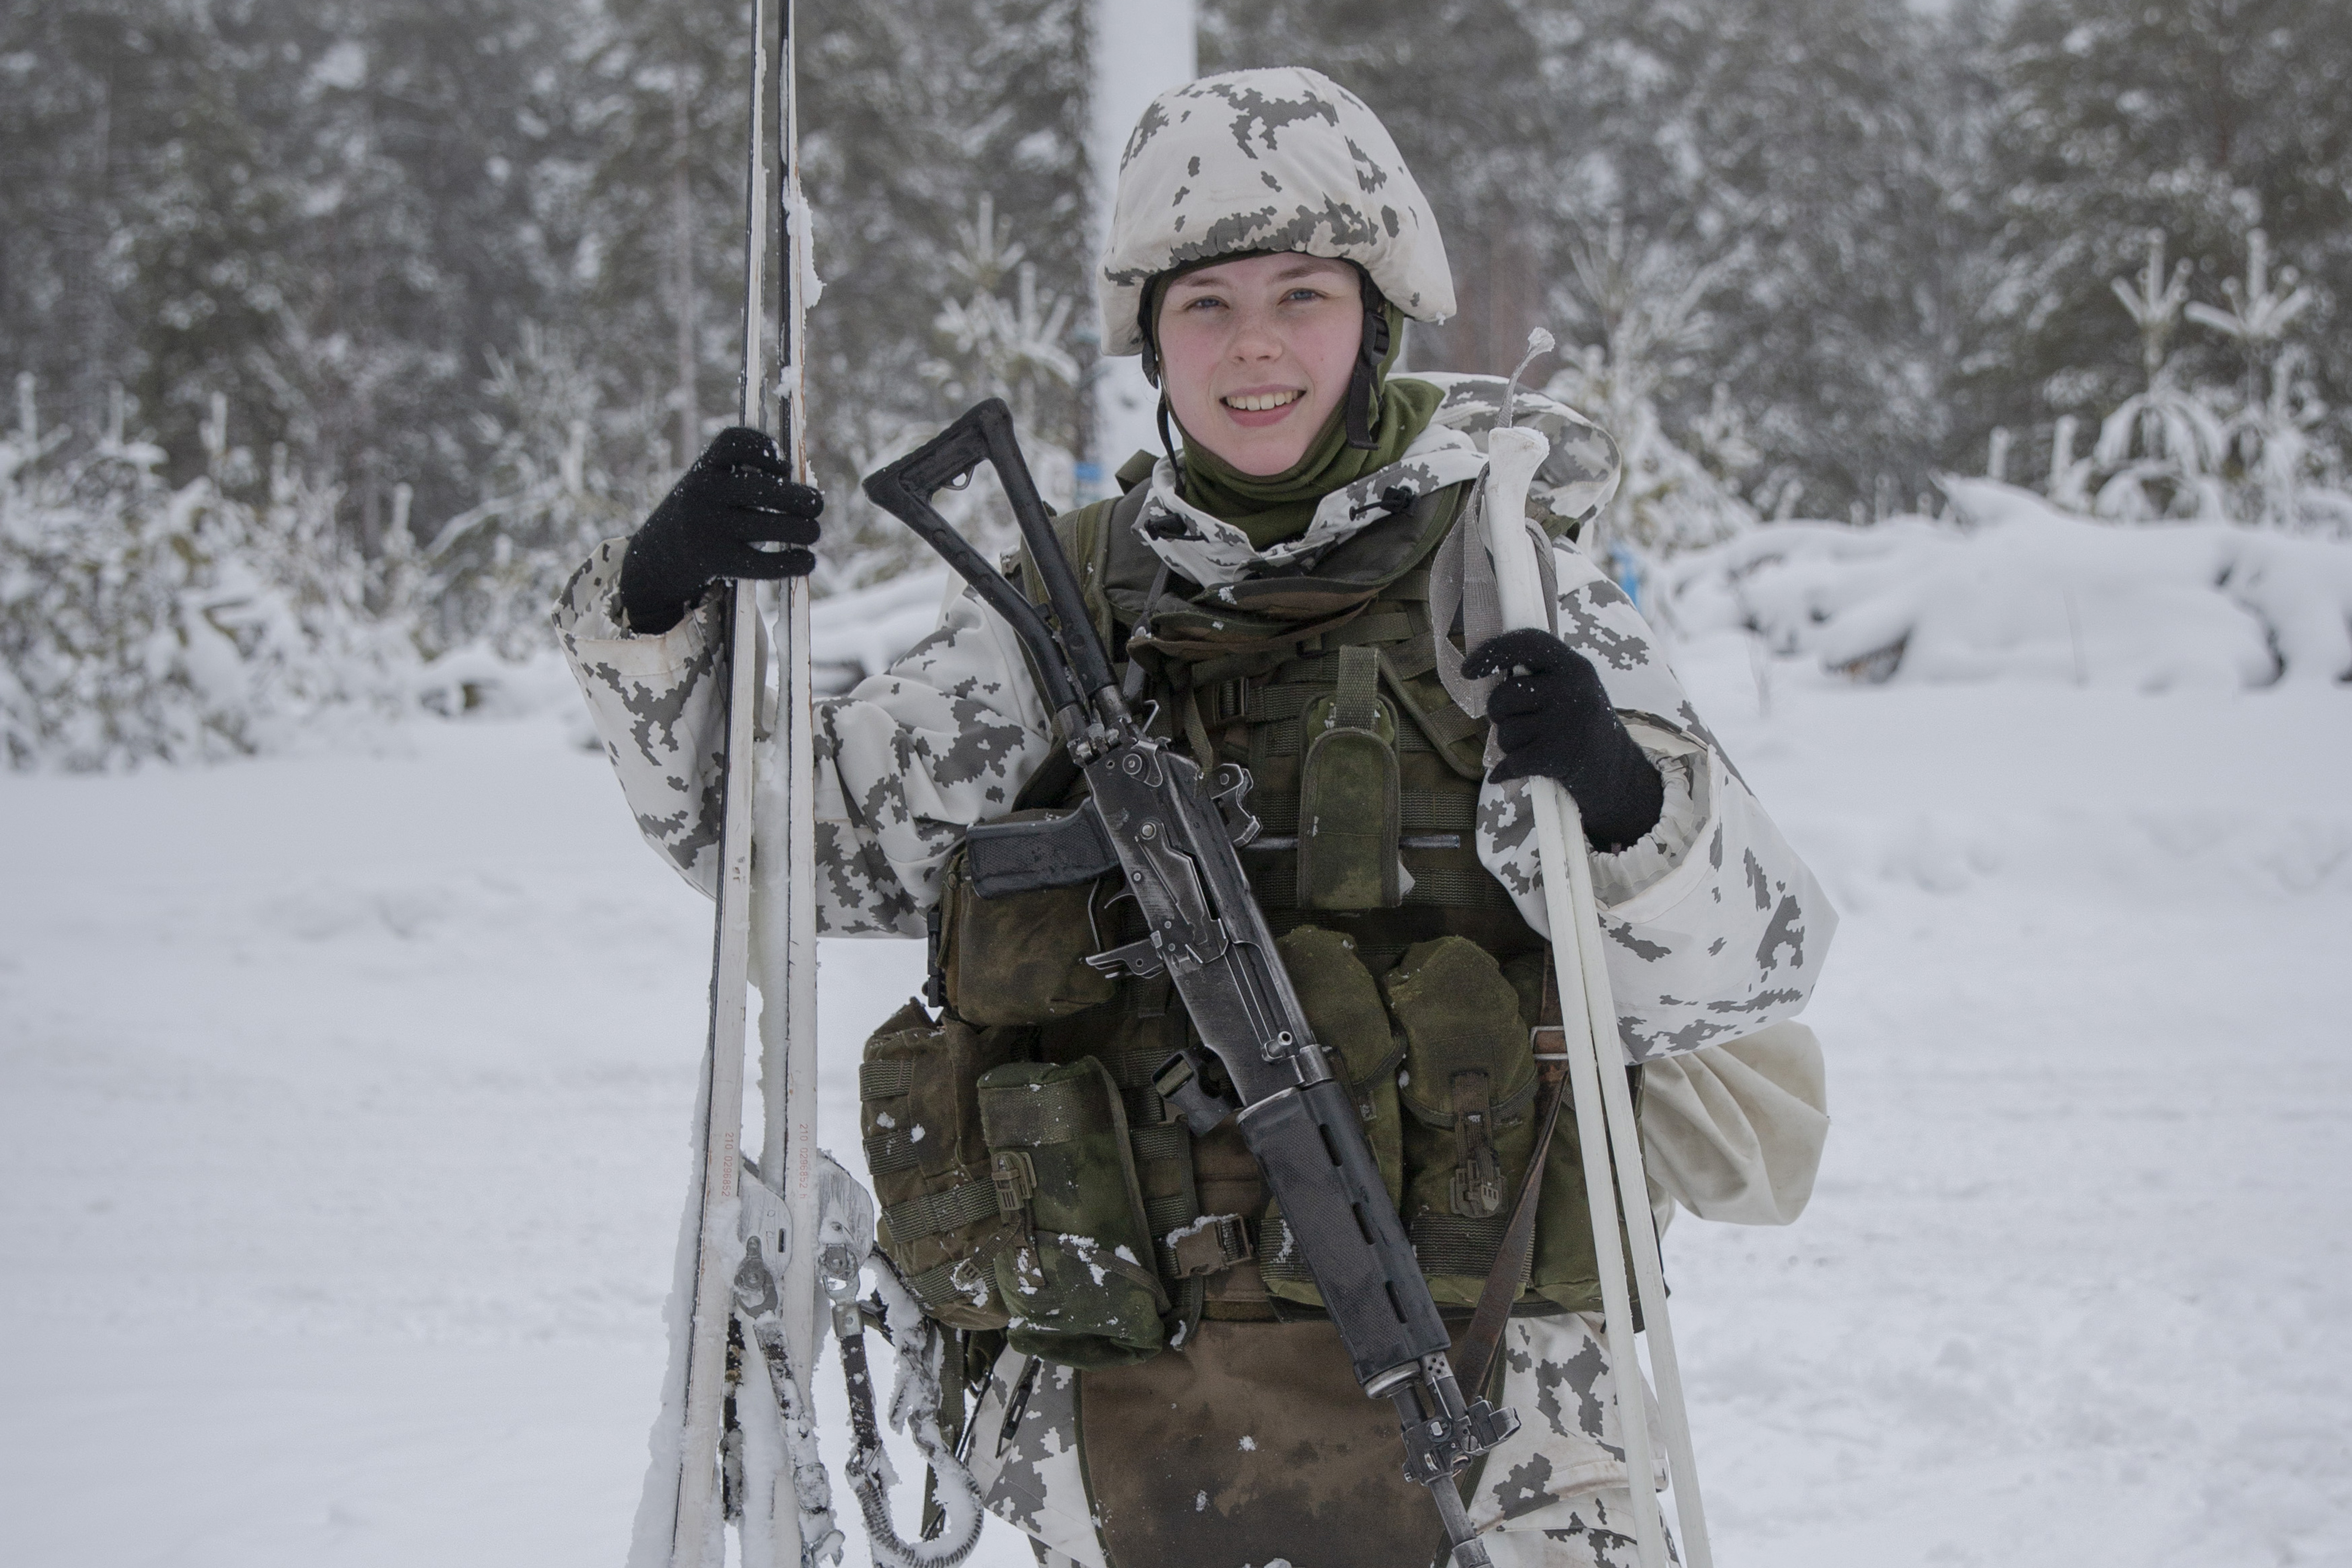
1455, 949, 1571, 1399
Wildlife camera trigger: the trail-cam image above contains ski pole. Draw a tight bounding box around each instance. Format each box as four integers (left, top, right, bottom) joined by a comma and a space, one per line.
651, 0, 802, 1562
1480, 423, 1713, 1568
749, 0, 829, 1551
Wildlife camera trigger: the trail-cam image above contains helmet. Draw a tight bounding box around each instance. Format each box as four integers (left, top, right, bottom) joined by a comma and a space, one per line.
1098, 67, 1455, 450
1096, 66, 1455, 359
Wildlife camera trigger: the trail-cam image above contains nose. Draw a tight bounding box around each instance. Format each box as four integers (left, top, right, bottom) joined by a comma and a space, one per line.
1225, 300, 1284, 362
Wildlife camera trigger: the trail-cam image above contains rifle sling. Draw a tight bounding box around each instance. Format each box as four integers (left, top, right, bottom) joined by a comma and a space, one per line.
1455, 947, 1571, 1400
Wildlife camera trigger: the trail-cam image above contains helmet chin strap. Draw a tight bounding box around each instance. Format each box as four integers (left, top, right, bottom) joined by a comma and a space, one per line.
1156, 392, 1185, 490
1342, 278, 1392, 450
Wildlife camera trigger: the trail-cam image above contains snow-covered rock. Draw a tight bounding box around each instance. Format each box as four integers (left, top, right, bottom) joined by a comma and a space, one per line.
1668, 479, 2352, 690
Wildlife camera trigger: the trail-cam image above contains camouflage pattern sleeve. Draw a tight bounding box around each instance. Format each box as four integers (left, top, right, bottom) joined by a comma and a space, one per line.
552, 541, 1055, 934
1463, 1311, 1670, 1554
552, 538, 733, 899
1475, 544, 1838, 1063
808, 580, 1055, 935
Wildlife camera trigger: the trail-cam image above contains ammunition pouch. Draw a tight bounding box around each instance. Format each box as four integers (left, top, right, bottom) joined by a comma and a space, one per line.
1385, 937, 1542, 1306
860, 1000, 1025, 1329
935, 825, 1118, 1027
976, 1056, 1170, 1367
1253, 926, 1406, 1304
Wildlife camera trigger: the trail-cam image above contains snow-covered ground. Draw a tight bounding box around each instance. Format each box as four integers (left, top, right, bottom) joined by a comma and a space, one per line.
3, 635, 2346, 1568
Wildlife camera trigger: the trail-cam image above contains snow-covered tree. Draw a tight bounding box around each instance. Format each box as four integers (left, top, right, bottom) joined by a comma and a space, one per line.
0, 376, 414, 770
420, 325, 665, 660
2060, 226, 2349, 532
1543, 214, 1759, 577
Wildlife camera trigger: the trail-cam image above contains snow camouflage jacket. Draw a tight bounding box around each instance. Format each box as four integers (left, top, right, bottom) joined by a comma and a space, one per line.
554, 380, 1835, 1561
553, 390, 1834, 1065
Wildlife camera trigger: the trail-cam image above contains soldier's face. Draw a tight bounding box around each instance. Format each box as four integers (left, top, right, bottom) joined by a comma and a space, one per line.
1157, 254, 1364, 477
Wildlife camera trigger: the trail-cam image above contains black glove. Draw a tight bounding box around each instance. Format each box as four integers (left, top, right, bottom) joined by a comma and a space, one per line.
1464, 628, 1666, 853
620, 427, 823, 634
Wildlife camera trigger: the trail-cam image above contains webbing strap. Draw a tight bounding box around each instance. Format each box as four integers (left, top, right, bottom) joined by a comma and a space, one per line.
1243, 851, 1514, 910
906, 1258, 980, 1311
1406, 1211, 1525, 1280
1180, 682, 1218, 765
1246, 789, 1476, 833
1458, 950, 1573, 1397
863, 1129, 925, 1175
1145, 1191, 1197, 1235
882, 1178, 1000, 1243
1162, 1213, 1253, 1278
1318, 611, 1418, 649
860, 1060, 916, 1099
1104, 1043, 1174, 1088
1330, 645, 1380, 731
977, 1078, 1093, 1147
1129, 1121, 1191, 1165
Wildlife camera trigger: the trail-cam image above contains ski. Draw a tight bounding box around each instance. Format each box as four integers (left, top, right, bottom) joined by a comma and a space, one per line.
629, 1, 826, 1565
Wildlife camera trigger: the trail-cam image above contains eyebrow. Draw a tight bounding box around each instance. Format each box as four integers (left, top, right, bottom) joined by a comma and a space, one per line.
1169, 257, 1352, 291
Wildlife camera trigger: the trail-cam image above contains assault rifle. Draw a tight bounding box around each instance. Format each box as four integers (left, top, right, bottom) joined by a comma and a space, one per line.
864, 398, 1517, 1568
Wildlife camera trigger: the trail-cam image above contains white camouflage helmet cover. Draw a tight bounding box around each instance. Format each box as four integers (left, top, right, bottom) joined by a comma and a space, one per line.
1097, 67, 1455, 357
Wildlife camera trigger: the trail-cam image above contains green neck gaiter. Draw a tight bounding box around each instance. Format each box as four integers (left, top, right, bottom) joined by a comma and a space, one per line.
1173, 303, 1440, 549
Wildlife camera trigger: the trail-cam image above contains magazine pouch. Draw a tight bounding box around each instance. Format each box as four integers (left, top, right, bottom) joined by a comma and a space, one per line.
977, 1055, 1169, 1367
937, 826, 1118, 1026
861, 999, 1025, 1329
1384, 936, 1542, 1308
1293, 646, 1403, 910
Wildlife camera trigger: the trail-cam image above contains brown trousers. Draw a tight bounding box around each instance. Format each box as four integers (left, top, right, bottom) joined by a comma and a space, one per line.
1078, 1318, 1460, 1568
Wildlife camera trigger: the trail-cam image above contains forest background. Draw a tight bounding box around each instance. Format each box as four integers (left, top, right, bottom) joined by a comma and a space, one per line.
3, 0, 2349, 768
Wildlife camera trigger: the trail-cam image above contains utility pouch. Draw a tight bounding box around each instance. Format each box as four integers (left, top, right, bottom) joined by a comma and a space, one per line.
1256, 925, 1409, 1308
860, 1000, 1027, 1329
937, 824, 1118, 1026
1294, 646, 1402, 911
1383, 936, 1541, 1308
977, 1056, 1168, 1367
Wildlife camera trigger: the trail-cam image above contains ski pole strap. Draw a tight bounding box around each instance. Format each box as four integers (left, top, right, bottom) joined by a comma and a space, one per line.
1455, 948, 1572, 1400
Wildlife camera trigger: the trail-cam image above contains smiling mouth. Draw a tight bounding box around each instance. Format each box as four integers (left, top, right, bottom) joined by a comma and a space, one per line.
1222, 390, 1304, 413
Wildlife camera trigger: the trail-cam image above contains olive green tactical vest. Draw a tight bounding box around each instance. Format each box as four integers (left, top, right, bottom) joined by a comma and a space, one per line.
863, 472, 1625, 1368
1017, 478, 1615, 1329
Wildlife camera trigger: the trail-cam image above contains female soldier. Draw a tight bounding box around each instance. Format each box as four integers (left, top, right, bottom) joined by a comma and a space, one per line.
558, 65, 1833, 1568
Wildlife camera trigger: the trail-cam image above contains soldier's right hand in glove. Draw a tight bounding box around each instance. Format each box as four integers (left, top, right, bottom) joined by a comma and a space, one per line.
620, 426, 823, 634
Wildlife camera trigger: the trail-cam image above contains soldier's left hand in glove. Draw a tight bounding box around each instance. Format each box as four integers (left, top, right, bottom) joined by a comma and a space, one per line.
620, 426, 823, 635
1464, 628, 1665, 853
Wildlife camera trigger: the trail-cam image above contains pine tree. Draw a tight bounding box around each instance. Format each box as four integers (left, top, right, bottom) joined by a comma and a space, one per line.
1967, 0, 2352, 487
1202, 0, 1971, 523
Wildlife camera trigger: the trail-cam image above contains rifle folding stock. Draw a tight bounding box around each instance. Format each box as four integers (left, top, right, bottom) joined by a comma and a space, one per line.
863, 401, 1517, 1568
